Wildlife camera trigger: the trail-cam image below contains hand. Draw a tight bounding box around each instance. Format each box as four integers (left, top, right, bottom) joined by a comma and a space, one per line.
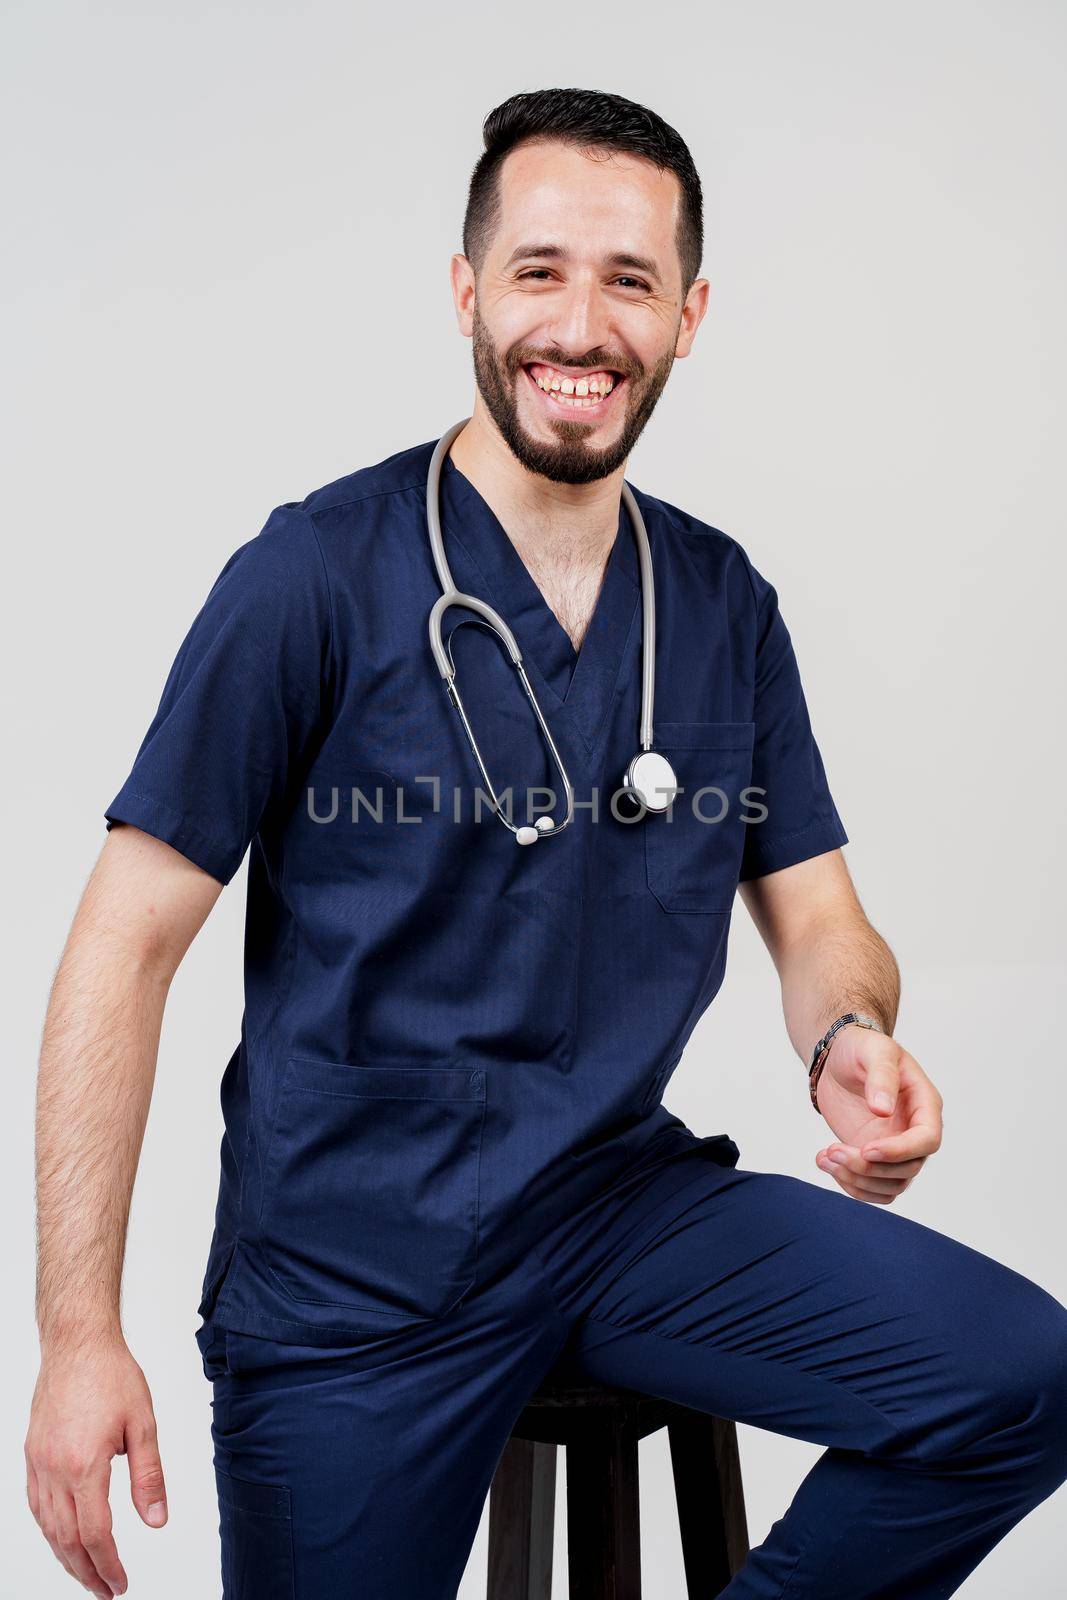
25, 1336, 168, 1598
813, 1025, 943, 1204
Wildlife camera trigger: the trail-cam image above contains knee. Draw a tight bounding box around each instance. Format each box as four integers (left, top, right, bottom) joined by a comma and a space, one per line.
984, 1282, 1067, 1485
1025, 1300, 1067, 1459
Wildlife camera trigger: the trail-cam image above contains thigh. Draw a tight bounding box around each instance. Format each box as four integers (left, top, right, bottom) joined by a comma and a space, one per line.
540, 1141, 1067, 1463
200, 1255, 567, 1600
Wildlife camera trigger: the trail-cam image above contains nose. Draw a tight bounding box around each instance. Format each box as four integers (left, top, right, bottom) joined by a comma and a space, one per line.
546, 276, 614, 360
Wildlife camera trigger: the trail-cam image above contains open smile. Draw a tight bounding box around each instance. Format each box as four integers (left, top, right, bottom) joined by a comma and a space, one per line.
521, 361, 628, 420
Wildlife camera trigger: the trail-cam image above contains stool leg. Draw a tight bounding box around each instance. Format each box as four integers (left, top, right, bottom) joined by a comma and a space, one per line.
566, 1416, 642, 1599
668, 1412, 750, 1596
487, 1436, 557, 1600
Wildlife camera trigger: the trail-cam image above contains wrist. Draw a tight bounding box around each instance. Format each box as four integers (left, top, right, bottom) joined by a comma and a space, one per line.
807, 1011, 884, 1113
38, 1314, 125, 1362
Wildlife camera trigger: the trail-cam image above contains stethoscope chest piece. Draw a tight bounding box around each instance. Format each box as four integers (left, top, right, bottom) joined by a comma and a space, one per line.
623, 749, 678, 814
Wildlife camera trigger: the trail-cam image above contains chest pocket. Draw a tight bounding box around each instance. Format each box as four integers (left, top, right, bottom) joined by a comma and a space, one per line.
644, 721, 756, 913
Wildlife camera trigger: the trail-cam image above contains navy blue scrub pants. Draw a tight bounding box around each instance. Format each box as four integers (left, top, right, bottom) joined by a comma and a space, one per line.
199, 1127, 1067, 1597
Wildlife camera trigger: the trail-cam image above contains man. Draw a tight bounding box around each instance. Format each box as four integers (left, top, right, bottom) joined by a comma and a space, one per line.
26, 87, 1067, 1600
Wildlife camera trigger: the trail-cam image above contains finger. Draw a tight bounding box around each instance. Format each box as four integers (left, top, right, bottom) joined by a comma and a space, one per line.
818, 1147, 925, 1180
816, 1156, 911, 1196
862, 1156, 925, 1179
847, 1171, 912, 1198
52, 1484, 112, 1597
39, 1478, 78, 1579
38, 1477, 73, 1577
820, 1145, 925, 1179
861, 1037, 904, 1115
862, 1060, 943, 1162
75, 1461, 127, 1597
860, 1120, 941, 1164
125, 1412, 167, 1528
26, 1457, 41, 1523
832, 1171, 896, 1204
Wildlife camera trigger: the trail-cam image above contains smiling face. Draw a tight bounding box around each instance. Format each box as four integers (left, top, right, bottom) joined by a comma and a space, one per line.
453, 139, 709, 485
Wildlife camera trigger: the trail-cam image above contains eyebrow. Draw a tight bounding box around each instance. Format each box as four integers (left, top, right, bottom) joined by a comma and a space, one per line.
503, 243, 662, 285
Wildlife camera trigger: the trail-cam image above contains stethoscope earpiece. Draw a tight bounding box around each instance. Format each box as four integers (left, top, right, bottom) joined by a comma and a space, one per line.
515, 816, 559, 846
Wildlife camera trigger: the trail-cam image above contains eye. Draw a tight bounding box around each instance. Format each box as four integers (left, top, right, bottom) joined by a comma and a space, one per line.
517, 269, 554, 281
613, 276, 650, 291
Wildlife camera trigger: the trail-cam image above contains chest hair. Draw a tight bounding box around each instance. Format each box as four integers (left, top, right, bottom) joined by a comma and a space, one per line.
515, 536, 614, 654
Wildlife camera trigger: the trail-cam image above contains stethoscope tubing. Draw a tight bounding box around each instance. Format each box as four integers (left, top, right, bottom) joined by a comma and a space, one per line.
425, 418, 663, 839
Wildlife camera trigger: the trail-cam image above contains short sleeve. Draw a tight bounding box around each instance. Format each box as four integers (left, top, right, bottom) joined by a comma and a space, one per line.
103, 503, 333, 885
738, 557, 848, 881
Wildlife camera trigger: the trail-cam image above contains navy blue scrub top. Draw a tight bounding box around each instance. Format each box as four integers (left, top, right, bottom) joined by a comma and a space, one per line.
104, 437, 848, 1348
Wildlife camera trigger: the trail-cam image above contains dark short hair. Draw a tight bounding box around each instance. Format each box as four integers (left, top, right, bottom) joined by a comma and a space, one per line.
463, 87, 704, 293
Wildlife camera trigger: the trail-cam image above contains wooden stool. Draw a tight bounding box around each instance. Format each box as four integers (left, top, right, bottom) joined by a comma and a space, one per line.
487, 1360, 749, 1599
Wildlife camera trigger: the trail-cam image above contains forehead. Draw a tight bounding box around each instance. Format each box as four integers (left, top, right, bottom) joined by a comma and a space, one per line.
494, 139, 682, 257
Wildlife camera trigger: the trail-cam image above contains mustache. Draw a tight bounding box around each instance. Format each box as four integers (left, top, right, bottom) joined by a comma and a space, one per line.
506, 346, 643, 382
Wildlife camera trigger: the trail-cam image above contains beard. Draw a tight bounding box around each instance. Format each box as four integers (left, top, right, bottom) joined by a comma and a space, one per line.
470, 302, 676, 486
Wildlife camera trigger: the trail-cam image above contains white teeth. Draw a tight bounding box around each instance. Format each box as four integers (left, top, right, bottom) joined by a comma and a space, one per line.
528, 367, 618, 406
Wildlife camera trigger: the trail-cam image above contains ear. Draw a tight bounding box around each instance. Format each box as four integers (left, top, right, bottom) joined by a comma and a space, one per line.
450, 253, 476, 338
674, 276, 710, 358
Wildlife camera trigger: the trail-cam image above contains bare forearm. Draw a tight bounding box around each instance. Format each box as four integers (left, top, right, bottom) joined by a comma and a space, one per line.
35, 914, 170, 1354
777, 904, 900, 1066
27, 829, 220, 1593
740, 853, 941, 1203
34, 829, 219, 1356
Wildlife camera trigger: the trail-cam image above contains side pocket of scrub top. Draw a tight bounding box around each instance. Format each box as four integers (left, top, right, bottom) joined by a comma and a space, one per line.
258, 1058, 487, 1322
644, 721, 756, 913
215, 1467, 294, 1600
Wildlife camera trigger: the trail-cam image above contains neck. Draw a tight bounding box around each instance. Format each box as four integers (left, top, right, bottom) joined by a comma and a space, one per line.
447, 398, 625, 567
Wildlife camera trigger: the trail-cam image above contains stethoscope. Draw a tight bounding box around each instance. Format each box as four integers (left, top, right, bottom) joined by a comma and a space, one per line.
426, 418, 678, 844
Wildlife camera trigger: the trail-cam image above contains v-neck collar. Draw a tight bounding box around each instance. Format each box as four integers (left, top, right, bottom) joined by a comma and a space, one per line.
437, 451, 640, 752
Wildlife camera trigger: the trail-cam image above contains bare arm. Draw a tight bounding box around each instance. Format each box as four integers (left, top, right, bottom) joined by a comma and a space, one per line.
27, 824, 222, 1598
739, 848, 900, 1059
739, 848, 943, 1203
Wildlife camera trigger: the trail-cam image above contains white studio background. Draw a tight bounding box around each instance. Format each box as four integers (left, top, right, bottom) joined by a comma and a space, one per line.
3, 2, 1065, 1595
